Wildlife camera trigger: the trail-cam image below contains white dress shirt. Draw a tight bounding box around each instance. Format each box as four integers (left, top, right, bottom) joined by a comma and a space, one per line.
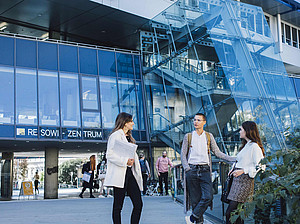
188, 131, 210, 165
235, 141, 264, 178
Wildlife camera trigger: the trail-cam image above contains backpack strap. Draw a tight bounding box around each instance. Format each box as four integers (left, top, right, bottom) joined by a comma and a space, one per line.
205, 132, 211, 154
186, 132, 192, 159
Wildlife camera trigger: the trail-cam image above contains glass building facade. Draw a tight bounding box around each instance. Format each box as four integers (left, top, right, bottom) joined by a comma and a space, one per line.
0, 35, 148, 142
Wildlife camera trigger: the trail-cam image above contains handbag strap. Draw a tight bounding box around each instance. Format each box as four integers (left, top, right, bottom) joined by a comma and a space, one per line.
228, 161, 237, 176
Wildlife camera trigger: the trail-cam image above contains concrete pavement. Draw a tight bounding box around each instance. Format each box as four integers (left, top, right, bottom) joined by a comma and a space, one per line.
0, 196, 216, 224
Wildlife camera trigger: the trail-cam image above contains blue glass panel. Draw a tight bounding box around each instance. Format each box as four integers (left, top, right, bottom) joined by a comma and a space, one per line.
99, 76, 119, 128
38, 42, 58, 70
0, 66, 14, 124
16, 68, 37, 125
295, 78, 300, 98
134, 55, 141, 79
38, 71, 59, 126
0, 36, 14, 66
0, 125, 14, 138
16, 39, 36, 68
103, 129, 112, 140
136, 81, 145, 130
16, 126, 38, 139
82, 112, 101, 128
140, 131, 147, 141
60, 73, 81, 127
98, 50, 116, 76
132, 130, 140, 141
118, 79, 138, 129
82, 128, 102, 140
59, 45, 78, 73
116, 53, 134, 79
81, 76, 98, 110
79, 48, 97, 75
39, 127, 60, 139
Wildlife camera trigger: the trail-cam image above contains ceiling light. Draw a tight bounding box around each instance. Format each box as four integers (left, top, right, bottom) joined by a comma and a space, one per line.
0, 26, 7, 31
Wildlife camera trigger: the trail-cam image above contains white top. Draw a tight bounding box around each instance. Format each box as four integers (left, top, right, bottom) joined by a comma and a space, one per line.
188, 131, 210, 165
235, 141, 264, 178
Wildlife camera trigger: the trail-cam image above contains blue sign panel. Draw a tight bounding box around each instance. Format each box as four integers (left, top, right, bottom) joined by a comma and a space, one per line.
16, 126, 38, 139
82, 129, 102, 140
39, 127, 60, 139
0, 125, 14, 138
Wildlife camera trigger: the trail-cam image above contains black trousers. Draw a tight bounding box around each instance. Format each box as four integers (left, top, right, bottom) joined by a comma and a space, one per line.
81, 186, 93, 196
226, 200, 244, 224
158, 172, 168, 194
142, 173, 148, 195
113, 167, 143, 224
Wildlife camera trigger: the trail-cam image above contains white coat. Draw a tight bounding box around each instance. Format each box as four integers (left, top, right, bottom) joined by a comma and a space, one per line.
104, 129, 143, 191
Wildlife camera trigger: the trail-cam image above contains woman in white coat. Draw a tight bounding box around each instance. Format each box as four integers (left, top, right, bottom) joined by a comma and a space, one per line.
104, 112, 143, 224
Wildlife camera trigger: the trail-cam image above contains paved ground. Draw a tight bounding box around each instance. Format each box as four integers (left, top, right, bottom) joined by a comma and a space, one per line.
0, 196, 217, 224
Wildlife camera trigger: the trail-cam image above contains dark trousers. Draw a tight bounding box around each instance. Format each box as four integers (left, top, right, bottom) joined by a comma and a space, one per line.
186, 165, 212, 221
113, 167, 143, 224
80, 186, 93, 196
142, 173, 148, 195
226, 200, 244, 224
158, 172, 168, 194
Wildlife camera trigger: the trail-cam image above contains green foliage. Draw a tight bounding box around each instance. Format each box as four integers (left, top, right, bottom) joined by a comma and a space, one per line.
58, 159, 82, 184
230, 132, 300, 224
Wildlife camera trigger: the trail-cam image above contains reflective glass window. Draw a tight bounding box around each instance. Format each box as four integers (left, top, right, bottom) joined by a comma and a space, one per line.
264, 15, 270, 37
0, 66, 14, 124
294, 78, 300, 98
118, 79, 138, 129
16, 39, 37, 68
116, 53, 134, 79
134, 55, 141, 79
38, 42, 58, 70
81, 76, 98, 110
99, 76, 119, 128
59, 45, 78, 73
79, 48, 97, 75
256, 13, 263, 35
247, 14, 255, 32
38, 71, 59, 126
0, 36, 14, 66
136, 81, 145, 130
98, 50, 116, 76
285, 24, 291, 45
82, 112, 101, 128
60, 73, 80, 127
16, 68, 37, 125
292, 27, 297, 48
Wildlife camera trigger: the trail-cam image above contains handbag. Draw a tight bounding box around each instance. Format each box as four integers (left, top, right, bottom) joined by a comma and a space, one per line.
82, 172, 91, 183
221, 162, 236, 204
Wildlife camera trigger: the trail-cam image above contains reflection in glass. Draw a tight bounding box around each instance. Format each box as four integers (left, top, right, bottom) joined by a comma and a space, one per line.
38, 42, 58, 70
136, 81, 145, 130
16, 39, 37, 68
82, 112, 101, 128
134, 55, 141, 79
60, 73, 80, 127
118, 79, 138, 129
81, 76, 98, 110
0, 67, 14, 124
99, 76, 119, 128
59, 45, 78, 73
98, 50, 116, 76
16, 68, 37, 125
116, 53, 134, 79
79, 48, 97, 75
38, 71, 59, 126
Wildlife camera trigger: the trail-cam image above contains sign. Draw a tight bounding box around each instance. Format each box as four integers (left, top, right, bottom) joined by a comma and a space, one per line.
19, 181, 34, 196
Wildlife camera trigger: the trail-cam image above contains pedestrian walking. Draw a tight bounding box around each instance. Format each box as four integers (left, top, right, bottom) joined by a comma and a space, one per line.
79, 155, 96, 198
33, 171, 39, 194
139, 153, 150, 195
97, 153, 112, 198
104, 112, 143, 224
225, 121, 265, 224
156, 151, 173, 196
181, 113, 236, 224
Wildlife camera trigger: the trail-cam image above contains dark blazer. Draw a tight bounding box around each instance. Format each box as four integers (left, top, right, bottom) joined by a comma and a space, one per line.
82, 162, 94, 188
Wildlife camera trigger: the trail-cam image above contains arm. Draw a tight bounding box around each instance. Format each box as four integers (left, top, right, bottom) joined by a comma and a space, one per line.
145, 160, 151, 176
210, 133, 236, 162
180, 134, 190, 172
106, 133, 128, 167
156, 158, 160, 174
243, 145, 264, 178
168, 158, 173, 168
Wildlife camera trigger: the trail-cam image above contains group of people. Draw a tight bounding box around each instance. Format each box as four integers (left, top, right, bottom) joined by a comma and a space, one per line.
79, 112, 265, 224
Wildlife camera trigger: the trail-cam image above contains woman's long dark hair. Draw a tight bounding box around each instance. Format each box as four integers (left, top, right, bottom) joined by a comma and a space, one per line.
111, 112, 135, 143
240, 121, 265, 156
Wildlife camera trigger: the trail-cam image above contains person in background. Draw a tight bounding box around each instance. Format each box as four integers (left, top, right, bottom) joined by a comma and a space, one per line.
156, 151, 173, 196
139, 153, 150, 196
104, 112, 143, 224
97, 153, 112, 198
79, 155, 96, 198
33, 171, 39, 195
225, 121, 265, 224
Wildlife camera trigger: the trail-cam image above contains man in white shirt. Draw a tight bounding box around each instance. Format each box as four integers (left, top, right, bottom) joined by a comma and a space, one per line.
181, 113, 235, 224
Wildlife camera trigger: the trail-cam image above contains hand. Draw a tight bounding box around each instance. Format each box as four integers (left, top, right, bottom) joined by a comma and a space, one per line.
232, 170, 244, 177
158, 172, 160, 176
127, 159, 134, 166
148, 174, 151, 178
89, 171, 92, 174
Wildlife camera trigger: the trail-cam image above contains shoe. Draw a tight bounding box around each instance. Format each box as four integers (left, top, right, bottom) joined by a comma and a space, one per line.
90, 195, 95, 198
79, 194, 83, 198
107, 195, 113, 198
98, 195, 105, 198
185, 216, 194, 224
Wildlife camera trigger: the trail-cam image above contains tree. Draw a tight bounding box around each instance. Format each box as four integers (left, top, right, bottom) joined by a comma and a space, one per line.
58, 159, 82, 185
19, 159, 28, 181
231, 131, 300, 224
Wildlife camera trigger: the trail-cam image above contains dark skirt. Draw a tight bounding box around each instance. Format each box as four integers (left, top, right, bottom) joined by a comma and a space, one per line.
227, 173, 254, 203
